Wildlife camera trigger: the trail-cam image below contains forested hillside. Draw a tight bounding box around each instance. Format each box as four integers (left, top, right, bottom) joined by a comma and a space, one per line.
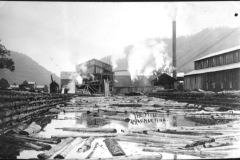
0, 51, 60, 86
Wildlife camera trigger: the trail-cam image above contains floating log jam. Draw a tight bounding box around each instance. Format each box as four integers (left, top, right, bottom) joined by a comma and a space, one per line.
37, 137, 74, 160
104, 138, 126, 156
77, 136, 95, 153
102, 115, 130, 122
54, 137, 84, 159
56, 127, 117, 133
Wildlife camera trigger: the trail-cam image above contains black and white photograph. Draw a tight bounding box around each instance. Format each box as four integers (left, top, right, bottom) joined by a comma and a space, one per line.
0, 1, 240, 159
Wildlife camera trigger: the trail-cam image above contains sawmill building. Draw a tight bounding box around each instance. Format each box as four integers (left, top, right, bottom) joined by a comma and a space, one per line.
76, 59, 113, 93
184, 45, 240, 92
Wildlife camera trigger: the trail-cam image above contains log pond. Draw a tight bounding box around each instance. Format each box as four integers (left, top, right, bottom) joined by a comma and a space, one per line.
1, 93, 240, 159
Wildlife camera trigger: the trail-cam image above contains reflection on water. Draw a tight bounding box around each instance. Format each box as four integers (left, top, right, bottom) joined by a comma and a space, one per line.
18, 112, 198, 159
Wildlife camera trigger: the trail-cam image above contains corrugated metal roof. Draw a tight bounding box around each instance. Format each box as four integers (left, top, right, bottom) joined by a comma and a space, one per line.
60, 71, 76, 79
185, 62, 240, 76
195, 45, 240, 61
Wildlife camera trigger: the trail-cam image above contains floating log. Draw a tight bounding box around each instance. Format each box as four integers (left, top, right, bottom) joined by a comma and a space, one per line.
19, 122, 41, 135
138, 143, 187, 148
146, 131, 214, 142
187, 111, 240, 115
200, 145, 240, 151
104, 138, 126, 156
77, 136, 95, 152
56, 127, 117, 133
113, 136, 192, 144
175, 129, 240, 133
28, 141, 52, 150
14, 134, 60, 144
54, 137, 84, 159
98, 108, 126, 113
121, 129, 148, 134
210, 133, 240, 139
204, 142, 233, 148
37, 137, 74, 160
102, 115, 130, 122
142, 147, 225, 158
110, 103, 143, 107
57, 154, 163, 160
177, 123, 235, 130
51, 133, 118, 139
85, 142, 99, 159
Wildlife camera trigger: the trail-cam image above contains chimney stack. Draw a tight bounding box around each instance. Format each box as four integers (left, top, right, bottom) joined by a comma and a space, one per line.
172, 21, 177, 79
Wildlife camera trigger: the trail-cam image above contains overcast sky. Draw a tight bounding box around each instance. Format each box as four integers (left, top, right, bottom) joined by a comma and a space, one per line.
0, 1, 239, 76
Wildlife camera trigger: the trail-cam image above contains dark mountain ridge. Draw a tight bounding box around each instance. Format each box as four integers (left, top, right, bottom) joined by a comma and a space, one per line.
0, 51, 60, 86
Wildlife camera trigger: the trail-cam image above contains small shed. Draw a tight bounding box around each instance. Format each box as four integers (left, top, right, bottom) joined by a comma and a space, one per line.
151, 73, 176, 89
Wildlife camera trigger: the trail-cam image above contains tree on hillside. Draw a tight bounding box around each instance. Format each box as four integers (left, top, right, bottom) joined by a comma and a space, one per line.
0, 40, 15, 71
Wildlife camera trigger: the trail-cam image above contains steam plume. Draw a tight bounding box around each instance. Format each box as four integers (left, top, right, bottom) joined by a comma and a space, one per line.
127, 39, 173, 81
65, 72, 83, 93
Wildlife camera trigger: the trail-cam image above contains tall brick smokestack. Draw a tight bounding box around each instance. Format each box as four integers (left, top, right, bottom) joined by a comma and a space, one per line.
172, 21, 177, 79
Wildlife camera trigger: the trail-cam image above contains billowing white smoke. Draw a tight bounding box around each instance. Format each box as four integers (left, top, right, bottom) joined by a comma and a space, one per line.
128, 39, 173, 81
110, 51, 126, 70
77, 62, 88, 74
76, 75, 83, 85
165, 3, 178, 21
65, 72, 83, 93
67, 81, 75, 93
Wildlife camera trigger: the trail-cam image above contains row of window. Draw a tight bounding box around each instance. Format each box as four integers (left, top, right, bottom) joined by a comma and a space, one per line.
206, 82, 232, 90
195, 50, 240, 70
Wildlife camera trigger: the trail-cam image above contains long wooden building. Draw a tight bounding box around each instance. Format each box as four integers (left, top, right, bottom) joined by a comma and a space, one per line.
184, 45, 240, 92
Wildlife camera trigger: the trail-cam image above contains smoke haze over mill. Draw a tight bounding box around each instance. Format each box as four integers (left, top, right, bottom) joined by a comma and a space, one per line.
0, 2, 239, 85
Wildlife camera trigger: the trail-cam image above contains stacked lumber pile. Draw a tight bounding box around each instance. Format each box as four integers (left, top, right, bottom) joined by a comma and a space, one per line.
0, 90, 73, 134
